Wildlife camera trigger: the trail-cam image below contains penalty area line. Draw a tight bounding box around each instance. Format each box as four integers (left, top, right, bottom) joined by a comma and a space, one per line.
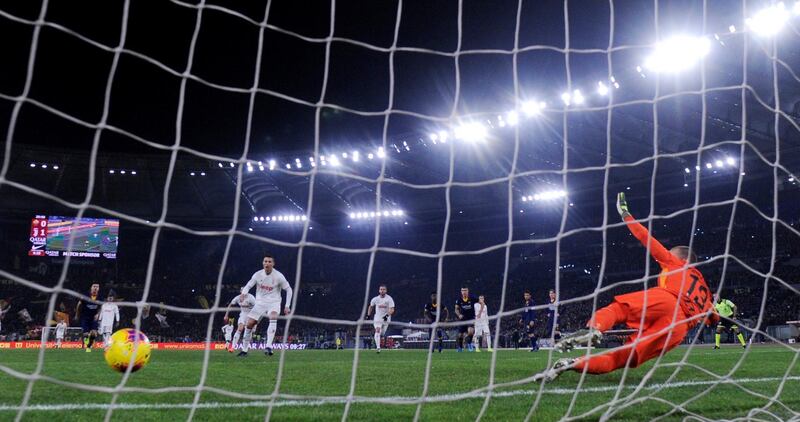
1, 375, 798, 412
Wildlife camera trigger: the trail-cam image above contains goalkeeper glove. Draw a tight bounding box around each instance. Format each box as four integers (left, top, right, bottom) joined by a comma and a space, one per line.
616, 192, 631, 219
382, 314, 389, 321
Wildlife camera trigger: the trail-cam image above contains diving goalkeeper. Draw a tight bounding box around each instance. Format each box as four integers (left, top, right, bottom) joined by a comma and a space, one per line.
545, 192, 718, 381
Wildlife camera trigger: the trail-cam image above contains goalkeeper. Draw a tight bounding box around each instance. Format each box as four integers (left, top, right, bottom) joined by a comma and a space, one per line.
545, 193, 718, 381
714, 296, 747, 349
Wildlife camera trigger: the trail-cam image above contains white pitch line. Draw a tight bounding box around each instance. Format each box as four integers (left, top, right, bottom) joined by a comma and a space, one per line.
1, 376, 798, 412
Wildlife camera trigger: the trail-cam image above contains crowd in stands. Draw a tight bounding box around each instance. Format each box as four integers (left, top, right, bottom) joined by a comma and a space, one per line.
1, 211, 799, 346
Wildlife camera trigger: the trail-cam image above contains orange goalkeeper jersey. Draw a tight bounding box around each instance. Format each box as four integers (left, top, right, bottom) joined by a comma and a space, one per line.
623, 215, 717, 325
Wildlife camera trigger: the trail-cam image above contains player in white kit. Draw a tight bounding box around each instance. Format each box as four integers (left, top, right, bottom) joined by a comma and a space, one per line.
238, 254, 293, 357
55, 320, 68, 348
473, 295, 493, 352
221, 320, 234, 350
223, 292, 256, 352
368, 285, 395, 353
97, 293, 120, 348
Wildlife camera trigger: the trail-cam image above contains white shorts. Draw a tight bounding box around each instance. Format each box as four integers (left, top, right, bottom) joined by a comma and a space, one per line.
56, 333, 65, 340
100, 324, 113, 335
373, 318, 390, 333
224, 335, 232, 341
238, 311, 250, 325
248, 301, 280, 321
474, 323, 490, 336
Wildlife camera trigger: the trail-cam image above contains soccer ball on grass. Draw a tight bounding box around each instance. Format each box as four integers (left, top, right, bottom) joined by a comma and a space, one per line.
104, 328, 151, 373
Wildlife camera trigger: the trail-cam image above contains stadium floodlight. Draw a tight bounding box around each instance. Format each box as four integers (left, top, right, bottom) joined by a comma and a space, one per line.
367, 153, 374, 160
120, 170, 126, 174
561, 92, 571, 106
506, 111, 519, 126
109, 170, 115, 174
329, 155, 341, 166
53, 165, 59, 170
342, 152, 349, 158
497, 116, 506, 128
382, 210, 389, 217
259, 216, 265, 222
285, 163, 291, 169
454, 122, 488, 142
369, 212, 376, 217
522, 196, 528, 202
597, 82, 609, 96
41, 164, 48, 169
265, 217, 271, 221
705, 163, 713, 169
259, 165, 265, 171
533, 194, 540, 200
247, 166, 253, 172
229, 162, 235, 168
522, 100, 543, 116
429, 132, 439, 142
746, 3, 789, 36
218, 162, 223, 168
377, 147, 386, 158
29, 163, 36, 167
350, 213, 356, 219
295, 158, 301, 163
269, 159, 276, 170
437, 130, 449, 143
726, 157, 736, 166
572, 90, 584, 105
644, 36, 710, 73
352, 151, 360, 162
296, 162, 303, 169
715, 160, 723, 168
695, 165, 701, 171
684, 168, 691, 173
253, 216, 258, 222
301, 215, 307, 221
198, 172, 204, 176
729, 25, 737, 32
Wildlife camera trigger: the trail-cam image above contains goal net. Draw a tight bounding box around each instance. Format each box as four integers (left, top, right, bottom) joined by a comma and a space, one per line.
0, 0, 799, 420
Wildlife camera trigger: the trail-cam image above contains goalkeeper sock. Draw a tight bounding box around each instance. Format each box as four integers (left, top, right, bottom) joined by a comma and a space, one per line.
715, 333, 721, 347
374, 332, 381, 349
232, 331, 241, 348
266, 320, 277, 347
242, 328, 252, 352
590, 302, 627, 332
737, 333, 746, 346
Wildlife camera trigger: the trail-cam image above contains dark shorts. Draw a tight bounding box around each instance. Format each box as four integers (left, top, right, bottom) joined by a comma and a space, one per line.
458, 324, 472, 334
80, 316, 98, 333
717, 319, 740, 330
428, 327, 444, 338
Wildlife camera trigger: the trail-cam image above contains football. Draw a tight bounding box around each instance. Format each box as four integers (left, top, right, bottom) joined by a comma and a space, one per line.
103, 328, 152, 373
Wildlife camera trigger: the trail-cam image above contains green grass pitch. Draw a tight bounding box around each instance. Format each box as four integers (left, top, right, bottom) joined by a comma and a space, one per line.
1, 345, 798, 421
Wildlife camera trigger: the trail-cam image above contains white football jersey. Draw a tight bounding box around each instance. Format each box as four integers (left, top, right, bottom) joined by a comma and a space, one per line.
55, 322, 67, 337
242, 269, 291, 303
370, 295, 395, 321
222, 325, 234, 338
474, 303, 490, 324
230, 293, 256, 313
99, 303, 120, 326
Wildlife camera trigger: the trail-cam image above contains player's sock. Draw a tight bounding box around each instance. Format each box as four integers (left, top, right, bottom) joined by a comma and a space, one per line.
737, 333, 746, 346
266, 320, 277, 347
103, 333, 110, 346
232, 331, 241, 348
242, 328, 252, 353
485, 334, 492, 350
590, 302, 627, 332
715, 333, 721, 347
83, 335, 89, 348
374, 332, 381, 350
473, 336, 480, 352
87, 333, 95, 348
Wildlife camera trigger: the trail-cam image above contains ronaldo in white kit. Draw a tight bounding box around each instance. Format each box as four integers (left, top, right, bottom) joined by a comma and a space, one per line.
238, 254, 293, 357
368, 285, 395, 353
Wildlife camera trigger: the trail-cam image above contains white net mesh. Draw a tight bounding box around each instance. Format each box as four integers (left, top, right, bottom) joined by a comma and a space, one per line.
1, 0, 799, 421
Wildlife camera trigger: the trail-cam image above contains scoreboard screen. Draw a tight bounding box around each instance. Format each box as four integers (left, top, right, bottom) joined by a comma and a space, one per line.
28, 215, 119, 259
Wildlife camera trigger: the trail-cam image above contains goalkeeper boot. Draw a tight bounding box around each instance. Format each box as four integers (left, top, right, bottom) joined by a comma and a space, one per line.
713, 345, 720, 350
555, 328, 602, 353
543, 358, 578, 383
